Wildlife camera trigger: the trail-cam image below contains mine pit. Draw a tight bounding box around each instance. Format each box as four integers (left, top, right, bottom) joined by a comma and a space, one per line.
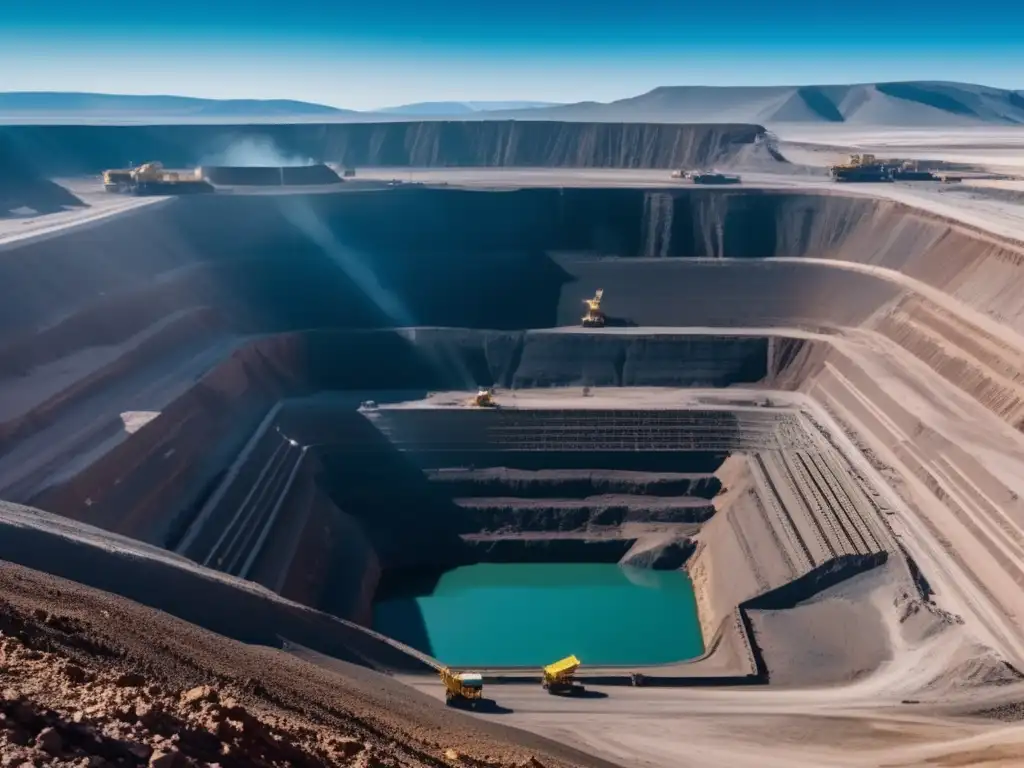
165, 387, 890, 680
356, 407, 717, 669
3, 180, 1023, 693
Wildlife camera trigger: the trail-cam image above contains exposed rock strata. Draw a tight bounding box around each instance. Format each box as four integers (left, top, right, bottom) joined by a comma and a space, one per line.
0, 122, 769, 174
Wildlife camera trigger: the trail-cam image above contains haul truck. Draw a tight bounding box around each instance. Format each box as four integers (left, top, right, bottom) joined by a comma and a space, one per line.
440, 667, 484, 707
543, 655, 584, 695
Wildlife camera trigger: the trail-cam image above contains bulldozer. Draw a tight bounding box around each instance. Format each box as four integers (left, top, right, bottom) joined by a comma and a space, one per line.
581, 290, 606, 328
543, 655, 584, 696
440, 667, 484, 707
471, 388, 497, 407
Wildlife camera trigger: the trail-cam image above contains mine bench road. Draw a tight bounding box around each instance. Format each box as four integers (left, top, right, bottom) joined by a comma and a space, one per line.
11, 167, 1024, 256
350, 167, 1024, 244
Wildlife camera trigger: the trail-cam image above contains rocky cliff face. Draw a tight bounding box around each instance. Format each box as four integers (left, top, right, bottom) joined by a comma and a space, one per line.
0, 121, 770, 174
0, 135, 83, 215
0, 188, 941, 343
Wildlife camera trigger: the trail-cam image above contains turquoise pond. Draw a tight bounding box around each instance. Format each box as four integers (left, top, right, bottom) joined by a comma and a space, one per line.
372, 562, 704, 667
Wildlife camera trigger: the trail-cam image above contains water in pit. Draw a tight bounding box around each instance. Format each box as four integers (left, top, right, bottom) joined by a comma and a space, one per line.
373, 563, 704, 667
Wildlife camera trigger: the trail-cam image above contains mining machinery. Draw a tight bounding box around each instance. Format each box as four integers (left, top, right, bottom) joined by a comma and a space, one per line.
102, 162, 214, 195
829, 154, 938, 183
828, 154, 893, 182
692, 171, 741, 184
471, 388, 497, 407
440, 667, 484, 707
581, 289, 606, 328
102, 169, 134, 191
543, 655, 585, 695
671, 169, 740, 184
891, 160, 937, 181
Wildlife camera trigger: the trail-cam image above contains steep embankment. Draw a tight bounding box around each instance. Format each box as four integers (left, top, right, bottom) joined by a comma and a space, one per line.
6, 186, 1024, 576
0, 512, 608, 768
6, 181, 1024, 697
6, 187, 1024, 415
0, 135, 84, 215
5, 188, 1020, 508
0, 187, 968, 344
0, 122, 769, 174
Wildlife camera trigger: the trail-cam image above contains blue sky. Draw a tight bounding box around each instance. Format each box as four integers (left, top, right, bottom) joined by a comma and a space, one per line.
1, 0, 1022, 109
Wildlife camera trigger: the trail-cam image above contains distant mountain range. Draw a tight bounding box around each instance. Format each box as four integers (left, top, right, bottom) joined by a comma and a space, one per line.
1, 83, 1022, 126
377, 101, 561, 115
495, 82, 1024, 126
0, 92, 353, 118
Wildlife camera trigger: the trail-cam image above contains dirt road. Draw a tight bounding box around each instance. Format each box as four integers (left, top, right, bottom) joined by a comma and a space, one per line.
402, 671, 1024, 768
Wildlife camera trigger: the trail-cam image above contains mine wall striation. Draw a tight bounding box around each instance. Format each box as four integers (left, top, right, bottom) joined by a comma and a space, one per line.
5, 177, 1020, 540
684, 443, 893, 682
0, 326, 790, 560
21, 335, 306, 544
7, 184, 1024, 678
310, 406, 719, 634
452, 496, 716, 528
7, 186, 1020, 349
0, 122, 768, 174
280, 329, 776, 392
425, 468, 722, 499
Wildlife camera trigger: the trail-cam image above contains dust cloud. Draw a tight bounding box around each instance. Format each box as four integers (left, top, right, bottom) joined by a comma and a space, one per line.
201, 136, 313, 167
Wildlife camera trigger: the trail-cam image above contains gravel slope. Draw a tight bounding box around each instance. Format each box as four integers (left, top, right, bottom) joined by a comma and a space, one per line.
0, 559, 613, 768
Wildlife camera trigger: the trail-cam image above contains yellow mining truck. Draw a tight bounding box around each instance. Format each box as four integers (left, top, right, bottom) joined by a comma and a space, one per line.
440, 667, 484, 706
543, 655, 584, 695
581, 290, 606, 328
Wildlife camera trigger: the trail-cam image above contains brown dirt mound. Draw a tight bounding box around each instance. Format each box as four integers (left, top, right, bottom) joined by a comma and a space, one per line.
0, 560, 607, 768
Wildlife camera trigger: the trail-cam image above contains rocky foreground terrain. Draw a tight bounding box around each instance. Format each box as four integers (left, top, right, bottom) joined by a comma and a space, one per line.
0, 562, 600, 768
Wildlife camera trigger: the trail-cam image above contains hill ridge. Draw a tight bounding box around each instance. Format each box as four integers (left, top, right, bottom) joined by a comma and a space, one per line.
505, 81, 1024, 126
1, 82, 1022, 125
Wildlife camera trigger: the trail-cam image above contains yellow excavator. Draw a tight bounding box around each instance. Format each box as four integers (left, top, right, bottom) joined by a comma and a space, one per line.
440, 667, 484, 707
471, 388, 497, 407
543, 655, 584, 695
581, 290, 606, 328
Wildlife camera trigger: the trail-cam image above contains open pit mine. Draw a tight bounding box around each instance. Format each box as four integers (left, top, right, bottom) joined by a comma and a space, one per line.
4, 121, 1024, 768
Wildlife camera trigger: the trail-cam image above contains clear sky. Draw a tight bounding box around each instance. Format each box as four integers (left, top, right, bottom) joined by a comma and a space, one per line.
2, 0, 1022, 110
